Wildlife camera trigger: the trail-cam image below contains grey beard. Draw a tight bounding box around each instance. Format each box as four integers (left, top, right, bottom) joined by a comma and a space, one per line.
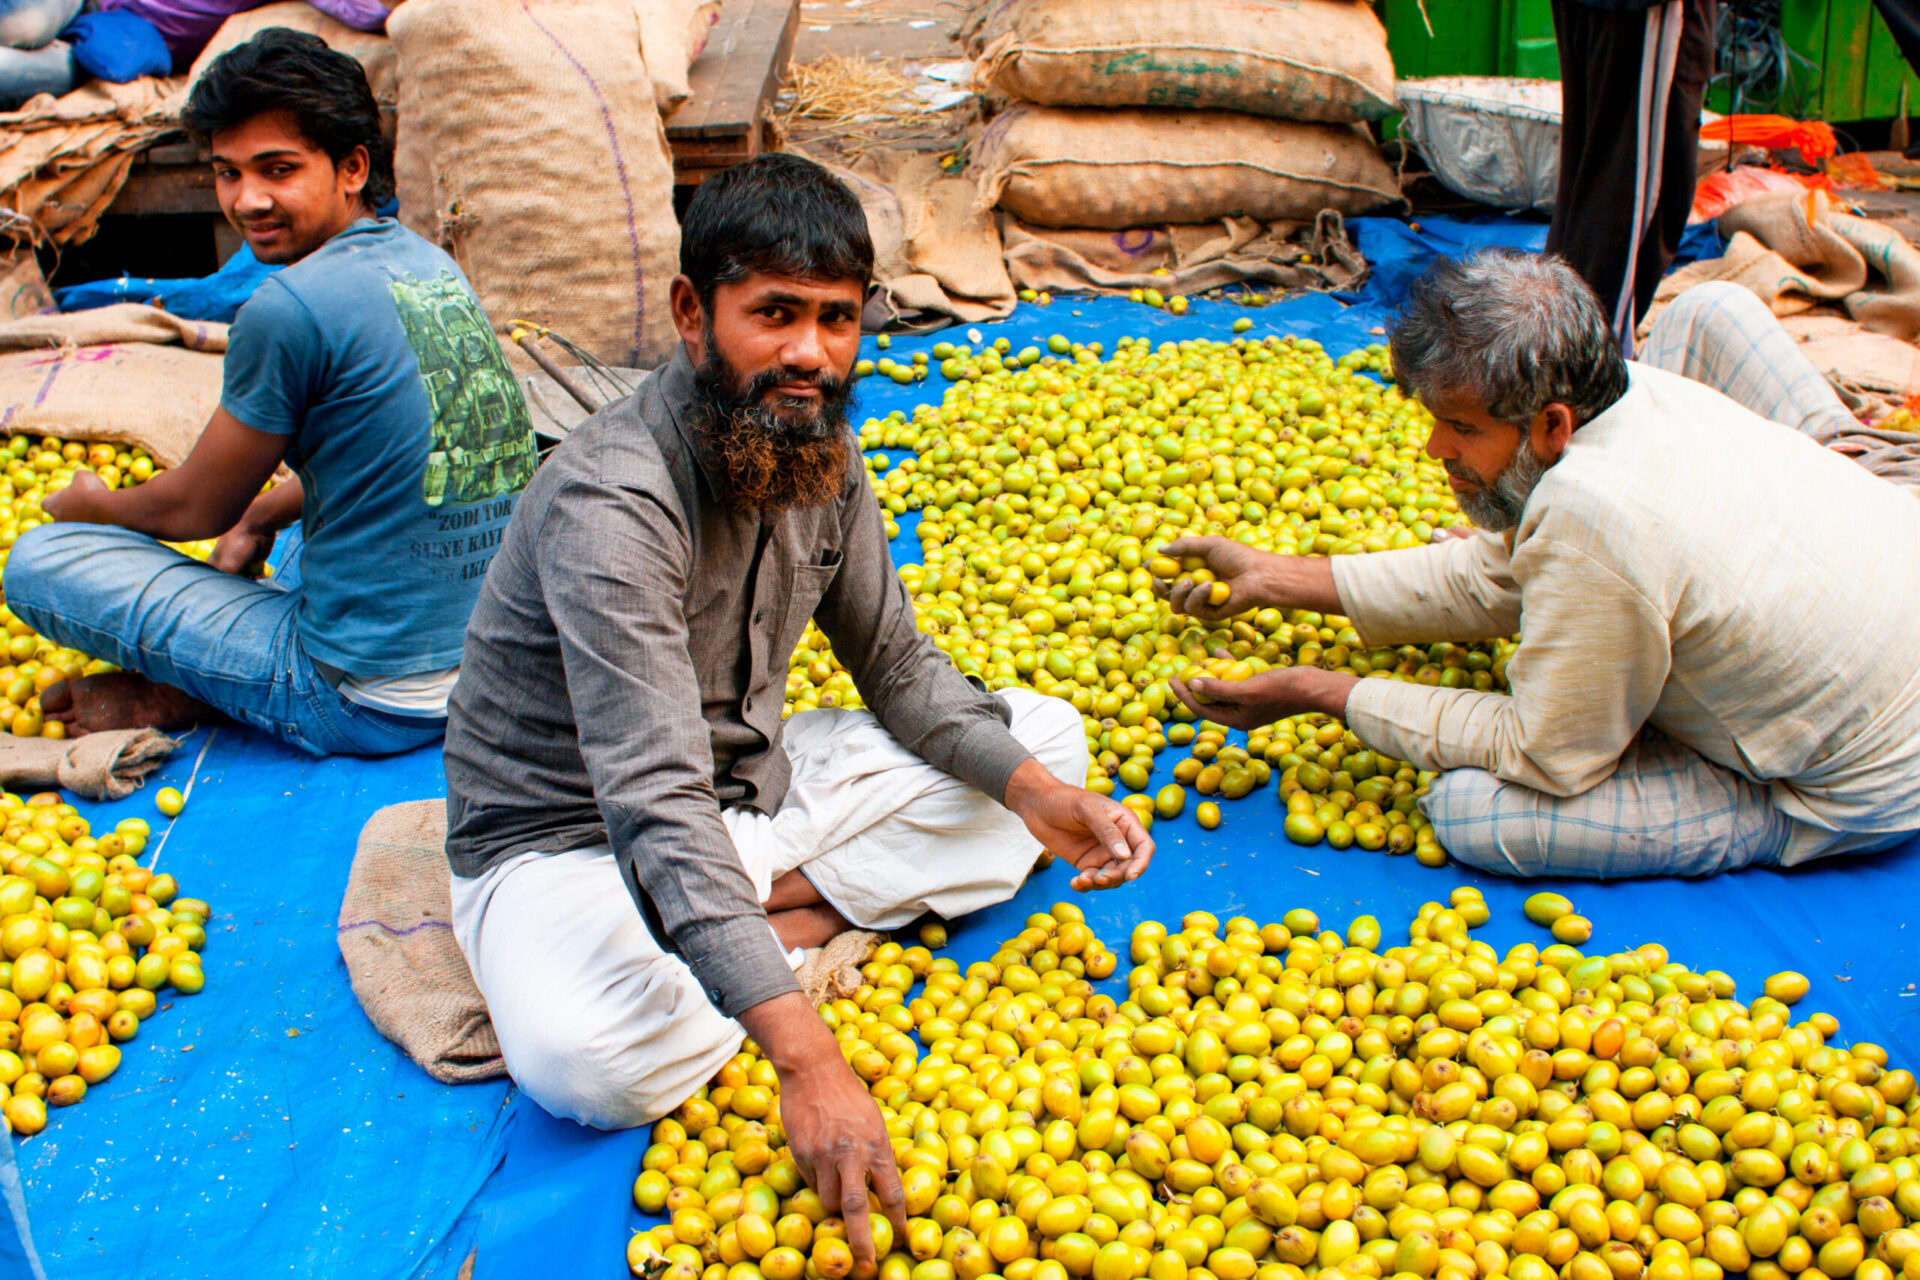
1456, 442, 1551, 531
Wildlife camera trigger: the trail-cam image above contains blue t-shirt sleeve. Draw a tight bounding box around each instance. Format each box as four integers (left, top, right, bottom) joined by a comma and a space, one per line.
221, 280, 325, 436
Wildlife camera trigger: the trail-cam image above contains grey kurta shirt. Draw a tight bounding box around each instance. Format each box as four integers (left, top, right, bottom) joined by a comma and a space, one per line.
444, 348, 1034, 1018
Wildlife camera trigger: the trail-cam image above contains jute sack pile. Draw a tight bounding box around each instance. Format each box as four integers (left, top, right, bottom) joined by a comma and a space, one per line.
339, 799, 503, 1084
822, 150, 1017, 330
973, 104, 1402, 230
0, 341, 223, 469
1001, 210, 1365, 298
965, 0, 1396, 124
637, 0, 722, 117
1645, 189, 1920, 342
340, 799, 885, 1086
390, 0, 681, 371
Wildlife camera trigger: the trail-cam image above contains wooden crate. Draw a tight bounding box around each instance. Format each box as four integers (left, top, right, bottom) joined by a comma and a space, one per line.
667, 0, 800, 184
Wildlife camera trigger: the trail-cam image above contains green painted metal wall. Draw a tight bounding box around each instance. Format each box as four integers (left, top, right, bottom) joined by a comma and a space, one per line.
1377, 0, 1561, 81
1378, 0, 1918, 123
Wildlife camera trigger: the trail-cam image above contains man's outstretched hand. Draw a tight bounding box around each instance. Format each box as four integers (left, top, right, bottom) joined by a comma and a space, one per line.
1151, 536, 1279, 622
1004, 758, 1154, 891
741, 993, 907, 1278
1170, 664, 1357, 731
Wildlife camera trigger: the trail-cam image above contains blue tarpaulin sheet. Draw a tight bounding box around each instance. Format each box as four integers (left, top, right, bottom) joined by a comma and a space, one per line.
54, 245, 281, 324
19, 242, 1920, 1279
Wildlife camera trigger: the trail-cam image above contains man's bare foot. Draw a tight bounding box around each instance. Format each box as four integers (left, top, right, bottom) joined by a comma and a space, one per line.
770, 901, 852, 952
41, 674, 213, 736
765, 869, 826, 913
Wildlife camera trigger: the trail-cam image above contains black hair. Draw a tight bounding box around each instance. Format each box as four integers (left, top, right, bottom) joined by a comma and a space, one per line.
679, 153, 873, 305
183, 27, 394, 207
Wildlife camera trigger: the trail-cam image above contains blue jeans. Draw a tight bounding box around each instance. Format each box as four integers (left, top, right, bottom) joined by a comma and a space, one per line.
2, 522, 448, 757
0, 0, 82, 110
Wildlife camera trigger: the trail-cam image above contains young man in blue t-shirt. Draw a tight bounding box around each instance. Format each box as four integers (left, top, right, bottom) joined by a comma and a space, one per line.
4, 29, 536, 756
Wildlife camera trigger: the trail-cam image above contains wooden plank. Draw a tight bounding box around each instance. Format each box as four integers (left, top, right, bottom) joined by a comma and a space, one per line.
1776, 0, 1830, 119
1825, 0, 1872, 122
111, 164, 219, 218
669, 0, 797, 143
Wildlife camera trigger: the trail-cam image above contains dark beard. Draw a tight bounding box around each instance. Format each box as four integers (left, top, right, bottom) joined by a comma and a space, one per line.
689, 339, 852, 510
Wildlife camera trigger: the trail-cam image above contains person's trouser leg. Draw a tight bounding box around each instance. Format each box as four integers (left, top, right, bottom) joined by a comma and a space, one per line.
1, 522, 445, 756
1548, 0, 1713, 349
736, 689, 1088, 928
1639, 280, 1920, 489
450, 689, 1088, 1130
0, 0, 81, 50
449, 845, 751, 1131
0, 39, 75, 110
1640, 281, 1861, 435
1420, 727, 1796, 878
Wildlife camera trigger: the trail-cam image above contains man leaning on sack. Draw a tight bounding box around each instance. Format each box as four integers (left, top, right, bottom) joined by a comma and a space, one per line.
442, 153, 1155, 1272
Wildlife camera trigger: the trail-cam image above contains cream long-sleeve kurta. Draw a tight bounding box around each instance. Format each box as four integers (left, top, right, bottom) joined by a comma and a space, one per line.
1330, 363, 1920, 864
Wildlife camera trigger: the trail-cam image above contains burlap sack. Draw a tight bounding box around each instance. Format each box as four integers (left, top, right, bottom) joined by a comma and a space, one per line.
637, 0, 722, 117
390, 0, 682, 370
823, 151, 1016, 330
1002, 209, 1364, 297
0, 728, 176, 801
972, 105, 1403, 230
0, 76, 183, 247
1645, 190, 1920, 341
0, 343, 223, 468
339, 799, 505, 1084
796, 929, 883, 1005
0, 251, 52, 323
189, 3, 396, 126
966, 0, 1395, 124
0, 302, 228, 353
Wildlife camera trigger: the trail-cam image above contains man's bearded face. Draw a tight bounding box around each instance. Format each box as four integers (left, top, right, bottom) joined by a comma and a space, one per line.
690, 321, 852, 510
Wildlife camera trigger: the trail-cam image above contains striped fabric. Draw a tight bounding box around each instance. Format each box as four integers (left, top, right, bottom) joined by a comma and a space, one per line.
1421, 727, 1795, 878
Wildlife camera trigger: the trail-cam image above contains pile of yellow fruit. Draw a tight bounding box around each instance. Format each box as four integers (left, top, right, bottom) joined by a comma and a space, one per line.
0, 792, 211, 1137
0, 433, 214, 739
784, 329, 1512, 857
627, 894, 1918, 1280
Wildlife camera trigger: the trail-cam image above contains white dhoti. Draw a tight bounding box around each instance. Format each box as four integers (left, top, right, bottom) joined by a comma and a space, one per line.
449, 689, 1086, 1130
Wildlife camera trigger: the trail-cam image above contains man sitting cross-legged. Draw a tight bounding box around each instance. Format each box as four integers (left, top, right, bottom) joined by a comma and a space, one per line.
442, 154, 1153, 1267
1156, 254, 1920, 879
2, 30, 536, 755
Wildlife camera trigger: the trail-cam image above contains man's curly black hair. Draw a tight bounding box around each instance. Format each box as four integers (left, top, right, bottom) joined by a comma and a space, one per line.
183, 27, 394, 206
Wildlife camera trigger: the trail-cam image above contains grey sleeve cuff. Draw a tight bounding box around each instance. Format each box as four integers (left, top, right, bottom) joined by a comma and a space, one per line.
951, 717, 1035, 806
676, 914, 804, 1019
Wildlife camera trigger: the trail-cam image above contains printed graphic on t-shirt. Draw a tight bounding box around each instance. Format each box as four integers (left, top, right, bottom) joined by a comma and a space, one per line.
390, 271, 537, 508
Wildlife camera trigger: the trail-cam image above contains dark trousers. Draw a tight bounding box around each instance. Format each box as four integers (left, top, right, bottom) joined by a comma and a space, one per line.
1547, 0, 1715, 349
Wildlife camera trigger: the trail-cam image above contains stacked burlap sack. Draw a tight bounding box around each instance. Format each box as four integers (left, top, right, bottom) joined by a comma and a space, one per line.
390, 0, 683, 372
182, 0, 706, 373
958, 0, 1406, 298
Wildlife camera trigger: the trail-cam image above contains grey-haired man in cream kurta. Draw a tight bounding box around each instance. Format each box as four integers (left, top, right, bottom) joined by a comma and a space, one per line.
1156, 258, 1920, 879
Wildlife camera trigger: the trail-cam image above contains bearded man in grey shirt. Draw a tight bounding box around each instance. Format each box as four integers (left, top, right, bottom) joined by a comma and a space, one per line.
442, 154, 1153, 1267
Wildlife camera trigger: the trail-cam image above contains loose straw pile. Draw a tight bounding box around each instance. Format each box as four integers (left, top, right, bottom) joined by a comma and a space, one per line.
781, 53, 919, 127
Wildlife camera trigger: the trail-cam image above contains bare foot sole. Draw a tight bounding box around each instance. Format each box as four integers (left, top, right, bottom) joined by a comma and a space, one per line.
42, 674, 214, 736
769, 901, 852, 952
